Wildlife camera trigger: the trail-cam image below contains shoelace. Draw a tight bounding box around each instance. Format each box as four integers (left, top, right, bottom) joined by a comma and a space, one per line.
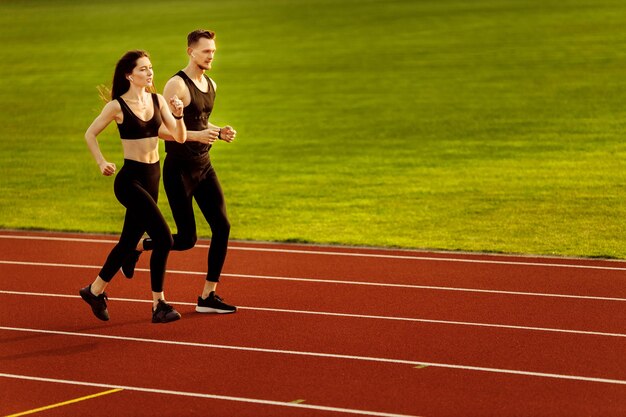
214, 294, 224, 302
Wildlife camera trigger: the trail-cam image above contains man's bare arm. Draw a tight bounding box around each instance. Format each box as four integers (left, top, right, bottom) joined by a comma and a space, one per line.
158, 76, 220, 143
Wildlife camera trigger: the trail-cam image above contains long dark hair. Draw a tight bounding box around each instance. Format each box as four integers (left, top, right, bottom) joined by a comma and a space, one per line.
110, 50, 154, 100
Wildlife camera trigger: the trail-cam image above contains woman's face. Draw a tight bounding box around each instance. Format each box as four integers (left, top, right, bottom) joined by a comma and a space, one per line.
128, 56, 153, 87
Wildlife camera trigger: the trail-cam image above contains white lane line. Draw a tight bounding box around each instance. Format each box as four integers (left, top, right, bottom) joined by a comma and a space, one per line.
2, 326, 626, 386
1, 233, 625, 270
220, 272, 626, 302
0, 373, 420, 417
1, 290, 625, 339
0, 234, 118, 244
226, 246, 626, 271
1, 259, 625, 302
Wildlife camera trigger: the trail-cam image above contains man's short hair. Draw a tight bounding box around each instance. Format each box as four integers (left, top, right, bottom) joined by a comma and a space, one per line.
188, 29, 216, 46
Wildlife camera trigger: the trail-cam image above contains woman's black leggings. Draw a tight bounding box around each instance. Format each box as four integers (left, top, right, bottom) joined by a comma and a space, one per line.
98, 159, 173, 292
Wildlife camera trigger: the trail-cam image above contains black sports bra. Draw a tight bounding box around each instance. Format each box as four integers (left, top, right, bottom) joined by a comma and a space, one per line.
116, 93, 162, 140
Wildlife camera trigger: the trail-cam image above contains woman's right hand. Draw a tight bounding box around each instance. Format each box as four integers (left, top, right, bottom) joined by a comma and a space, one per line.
99, 161, 116, 176
169, 95, 184, 118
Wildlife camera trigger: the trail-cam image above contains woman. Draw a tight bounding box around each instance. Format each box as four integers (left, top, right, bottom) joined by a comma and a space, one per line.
80, 50, 186, 323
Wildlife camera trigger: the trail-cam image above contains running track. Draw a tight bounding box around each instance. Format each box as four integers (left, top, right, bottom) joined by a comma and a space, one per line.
0, 230, 625, 417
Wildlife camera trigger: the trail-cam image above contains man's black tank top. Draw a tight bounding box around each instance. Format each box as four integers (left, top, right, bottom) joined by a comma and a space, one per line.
116, 93, 162, 139
165, 70, 215, 159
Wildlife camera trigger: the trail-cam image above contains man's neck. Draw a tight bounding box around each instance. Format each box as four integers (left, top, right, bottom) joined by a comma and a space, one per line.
183, 64, 206, 82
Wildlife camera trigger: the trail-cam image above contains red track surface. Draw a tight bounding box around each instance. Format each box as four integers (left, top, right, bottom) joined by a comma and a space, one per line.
1, 230, 625, 416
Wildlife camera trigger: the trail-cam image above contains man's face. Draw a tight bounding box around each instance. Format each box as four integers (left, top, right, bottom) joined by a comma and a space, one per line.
190, 38, 216, 71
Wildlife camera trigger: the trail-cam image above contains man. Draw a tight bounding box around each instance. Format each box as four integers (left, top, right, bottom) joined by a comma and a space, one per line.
123, 29, 237, 314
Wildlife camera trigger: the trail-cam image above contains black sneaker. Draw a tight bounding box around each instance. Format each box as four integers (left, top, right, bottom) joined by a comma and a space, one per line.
196, 292, 237, 314
152, 300, 181, 323
79, 285, 110, 321
121, 250, 141, 278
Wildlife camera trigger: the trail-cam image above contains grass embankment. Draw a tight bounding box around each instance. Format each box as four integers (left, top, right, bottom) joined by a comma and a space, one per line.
1, 0, 626, 257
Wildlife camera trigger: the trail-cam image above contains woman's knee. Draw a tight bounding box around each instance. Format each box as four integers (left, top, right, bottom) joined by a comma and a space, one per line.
173, 233, 197, 251
212, 218, 230, 240
220, 218, 231, 236
152, 232, 174, 251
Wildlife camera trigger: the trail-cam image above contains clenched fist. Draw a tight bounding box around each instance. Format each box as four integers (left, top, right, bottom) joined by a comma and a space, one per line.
169, 95, 184, 118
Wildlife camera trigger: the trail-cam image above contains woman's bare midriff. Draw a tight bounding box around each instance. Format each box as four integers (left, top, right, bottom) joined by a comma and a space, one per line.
121, 137, 160, 163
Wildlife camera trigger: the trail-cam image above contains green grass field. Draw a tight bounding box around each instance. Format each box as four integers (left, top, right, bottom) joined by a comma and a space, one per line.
1, 0, 626, 257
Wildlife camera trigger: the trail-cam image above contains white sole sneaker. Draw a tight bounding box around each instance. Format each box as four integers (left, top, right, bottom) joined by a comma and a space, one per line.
196, 305, 236, 314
